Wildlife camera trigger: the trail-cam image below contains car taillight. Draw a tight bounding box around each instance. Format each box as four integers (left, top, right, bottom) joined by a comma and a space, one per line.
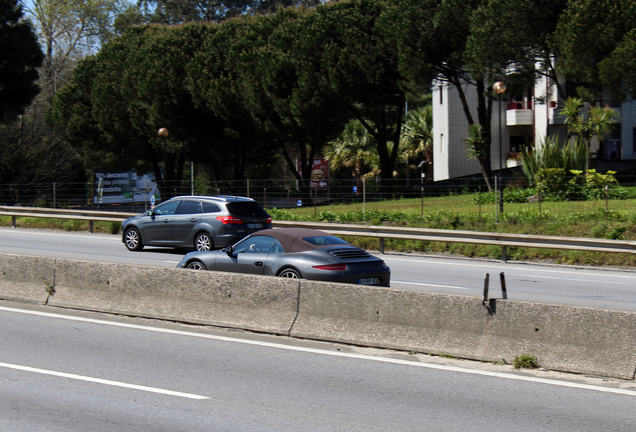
266, 217, 272, 224
216, 216, 243, 224
312, 264, 348, 271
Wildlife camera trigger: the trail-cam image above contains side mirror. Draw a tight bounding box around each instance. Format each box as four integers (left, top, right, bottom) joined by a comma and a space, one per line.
143, 210, 152, 216
224, 246, 234, 257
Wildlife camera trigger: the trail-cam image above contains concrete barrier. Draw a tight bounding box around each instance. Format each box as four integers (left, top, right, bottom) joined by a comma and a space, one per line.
2, 252, 635, 379
0, 253, 54, 304
48, 258, 300, 335
291, 280, 636, 379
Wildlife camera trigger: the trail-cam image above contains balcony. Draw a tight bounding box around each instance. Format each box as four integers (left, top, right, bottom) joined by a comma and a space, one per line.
506, 152, 522, 168
506, 101, 533, 126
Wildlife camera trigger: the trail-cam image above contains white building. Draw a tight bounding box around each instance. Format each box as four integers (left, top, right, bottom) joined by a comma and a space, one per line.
432, 73, 636, 181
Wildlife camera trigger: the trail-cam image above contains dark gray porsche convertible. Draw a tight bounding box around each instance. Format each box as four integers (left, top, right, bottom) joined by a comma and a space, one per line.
176, 228, 390, 287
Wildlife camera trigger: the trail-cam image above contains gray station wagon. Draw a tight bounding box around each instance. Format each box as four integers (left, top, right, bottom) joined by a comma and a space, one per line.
121, 195, 271, 251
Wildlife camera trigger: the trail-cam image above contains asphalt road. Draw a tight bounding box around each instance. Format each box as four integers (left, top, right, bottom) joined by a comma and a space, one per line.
2, 301, 636, 432
1, 226, 636, 311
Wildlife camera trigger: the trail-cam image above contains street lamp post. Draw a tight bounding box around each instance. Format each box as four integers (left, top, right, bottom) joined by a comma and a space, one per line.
493, 81, 506, 215
158, 127, 169, 181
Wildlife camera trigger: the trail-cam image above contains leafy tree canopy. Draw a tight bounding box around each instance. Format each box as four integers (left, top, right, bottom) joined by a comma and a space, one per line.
0, 0, 43, 120
552, 0, 636, 99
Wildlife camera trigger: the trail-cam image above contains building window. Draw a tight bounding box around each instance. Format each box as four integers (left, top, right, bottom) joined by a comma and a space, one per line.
440, 133, 444, 153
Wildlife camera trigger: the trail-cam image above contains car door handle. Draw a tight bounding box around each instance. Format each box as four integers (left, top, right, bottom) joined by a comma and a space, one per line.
253, 262, 264, 267
163, 219, 170, 223
190, 218, 197, 223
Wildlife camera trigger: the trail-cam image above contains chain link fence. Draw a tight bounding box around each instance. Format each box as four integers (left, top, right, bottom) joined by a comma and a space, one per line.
2, 174, 636, 212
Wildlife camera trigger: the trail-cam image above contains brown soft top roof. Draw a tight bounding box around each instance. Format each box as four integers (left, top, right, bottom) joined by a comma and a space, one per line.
250, 228, 351, 253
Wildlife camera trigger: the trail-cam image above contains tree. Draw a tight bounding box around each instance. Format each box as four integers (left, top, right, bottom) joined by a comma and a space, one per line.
52, 22, 280, 187
248, 7, 348, 190
324, 119, 379, 192
131, 0, 255, 25
116, 0, 322, 29
599, 29, 636, 101
384, 0, 500, 187
466, 0, 568, 99
463, 124, 491, 190
552, 0, 636, 99
1, 101, 82, 185
0, 0, 43, 121
23, 0, 125, 104
317, 0, 405, 186
561, 97, 619, 169
401, 105, 433, 181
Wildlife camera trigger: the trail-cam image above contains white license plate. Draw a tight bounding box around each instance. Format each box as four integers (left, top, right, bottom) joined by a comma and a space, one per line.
247, 223, 262, 229
358, 277, 379, 285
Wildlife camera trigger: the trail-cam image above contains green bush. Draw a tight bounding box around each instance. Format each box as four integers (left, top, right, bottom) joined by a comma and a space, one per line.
536, 168, 567, 196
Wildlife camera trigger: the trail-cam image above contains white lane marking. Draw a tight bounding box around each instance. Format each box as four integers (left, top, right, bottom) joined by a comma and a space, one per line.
0, 361, 208, 400
0, 228, 119, 242
2, 306, 636, 397
392, 281, 468, 290
518, 274, 630, 285
380, 256, 636, 280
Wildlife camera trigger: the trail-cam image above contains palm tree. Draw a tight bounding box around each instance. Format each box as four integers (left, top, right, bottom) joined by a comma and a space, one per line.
324, 120, 379, 193
402, 105, 433, 181
589, 105, 620, 159
464, 124, 492, 191
561, 97, 619, 169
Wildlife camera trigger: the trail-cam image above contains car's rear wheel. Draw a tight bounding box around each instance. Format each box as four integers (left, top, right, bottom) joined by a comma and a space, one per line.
186, 260, 207, 270
124, 227, 144, 251
194, 232, 213, 251
279, 268, 301, 279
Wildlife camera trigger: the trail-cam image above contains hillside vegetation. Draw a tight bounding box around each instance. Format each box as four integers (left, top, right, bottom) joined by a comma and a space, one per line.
269, 193, 636, 268
3, 192, 635, 267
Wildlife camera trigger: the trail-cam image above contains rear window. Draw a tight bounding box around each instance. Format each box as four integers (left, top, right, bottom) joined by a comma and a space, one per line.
202, 202, 221, 213
302, 236, 349, 246
226, 202, 268, 217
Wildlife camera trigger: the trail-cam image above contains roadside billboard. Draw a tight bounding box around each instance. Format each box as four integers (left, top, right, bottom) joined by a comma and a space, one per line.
297, 158, 329, 189
94, 172, 160, 204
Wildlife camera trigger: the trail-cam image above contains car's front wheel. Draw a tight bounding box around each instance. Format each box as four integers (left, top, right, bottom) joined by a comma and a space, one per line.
124, 227, 144, 251
194, 232, 213, 251
279, 268, 301, 279
186, 260, 207, 270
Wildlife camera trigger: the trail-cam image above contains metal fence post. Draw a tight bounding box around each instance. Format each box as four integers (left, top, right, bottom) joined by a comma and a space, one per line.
483, 273, 490, 303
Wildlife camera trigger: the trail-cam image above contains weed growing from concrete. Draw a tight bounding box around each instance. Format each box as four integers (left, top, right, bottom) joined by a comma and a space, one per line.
513, 354, 539, 369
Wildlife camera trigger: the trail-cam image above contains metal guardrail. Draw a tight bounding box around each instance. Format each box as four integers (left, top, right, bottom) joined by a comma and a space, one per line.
273, 220, 636, 260
0, 206, 138, 233
2, 206, 635, 260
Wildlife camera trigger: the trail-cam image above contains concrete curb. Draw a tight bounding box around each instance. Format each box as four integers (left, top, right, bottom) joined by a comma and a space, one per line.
291, 280, 636, 379
0, 253, 54, 304
1, 253, 635, 379
48, 258, 300, 335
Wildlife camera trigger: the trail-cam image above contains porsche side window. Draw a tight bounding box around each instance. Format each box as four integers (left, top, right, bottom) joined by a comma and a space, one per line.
234, 236, 275, 254
269, 240, 284, 254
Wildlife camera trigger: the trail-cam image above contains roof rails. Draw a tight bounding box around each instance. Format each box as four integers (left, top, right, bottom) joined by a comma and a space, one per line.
170, 195, 254, 202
